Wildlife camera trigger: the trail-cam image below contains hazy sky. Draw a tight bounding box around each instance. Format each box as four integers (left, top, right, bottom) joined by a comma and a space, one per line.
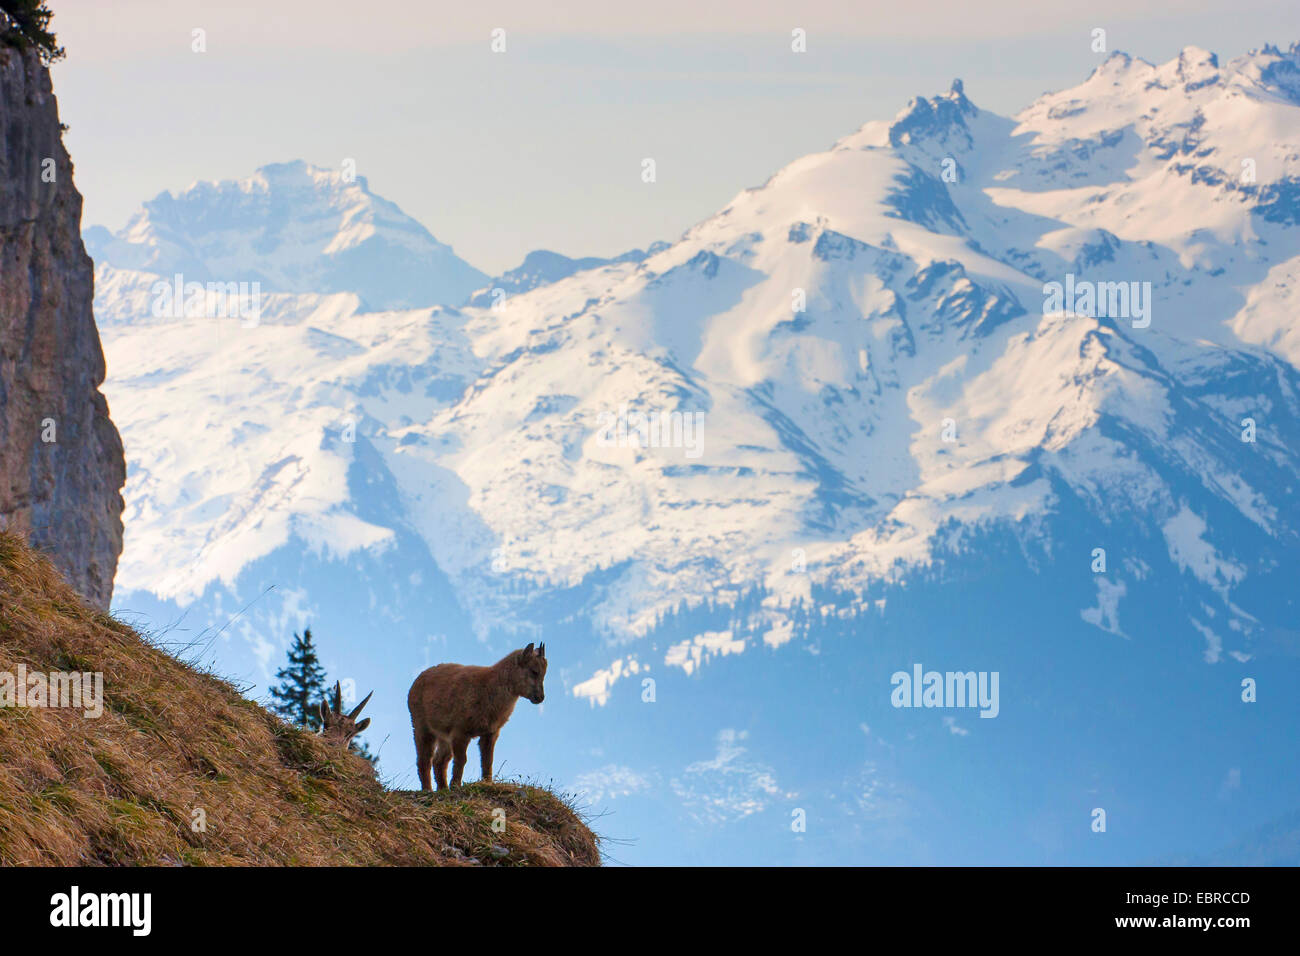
51, 0, 1300, 274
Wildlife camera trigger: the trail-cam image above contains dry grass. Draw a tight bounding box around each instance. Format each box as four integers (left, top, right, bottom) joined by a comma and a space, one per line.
0, 531, 599, 866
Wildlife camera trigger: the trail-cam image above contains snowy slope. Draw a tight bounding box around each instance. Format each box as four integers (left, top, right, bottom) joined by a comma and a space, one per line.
96, 44, 1300, 680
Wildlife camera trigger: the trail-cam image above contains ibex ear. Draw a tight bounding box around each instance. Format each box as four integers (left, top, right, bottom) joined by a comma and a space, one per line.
318, 700, 330, 724
522, 642, 535, 658
354, 717, 371, 733
538, 642, 546, 659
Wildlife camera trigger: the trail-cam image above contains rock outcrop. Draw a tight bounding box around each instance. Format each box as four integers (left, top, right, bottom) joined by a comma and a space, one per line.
0, 46, 124, 609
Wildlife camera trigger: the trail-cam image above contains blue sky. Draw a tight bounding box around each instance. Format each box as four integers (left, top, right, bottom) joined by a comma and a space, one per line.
51, 0, 1300, 273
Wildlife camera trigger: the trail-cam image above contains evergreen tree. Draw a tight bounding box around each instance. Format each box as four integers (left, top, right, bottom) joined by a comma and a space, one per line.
269, 629, 328, 731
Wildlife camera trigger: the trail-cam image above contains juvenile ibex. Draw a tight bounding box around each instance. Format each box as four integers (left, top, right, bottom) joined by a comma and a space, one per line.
319, 680, 373, 748
407, 642, 547, 791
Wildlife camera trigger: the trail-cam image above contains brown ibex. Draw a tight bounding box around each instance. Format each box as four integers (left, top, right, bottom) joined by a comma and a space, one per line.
407, 642, 547, 791
318, 681, 373, 748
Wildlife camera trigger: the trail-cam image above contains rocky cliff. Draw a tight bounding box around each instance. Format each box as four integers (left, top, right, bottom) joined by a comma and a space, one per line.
0, 45, 123, 609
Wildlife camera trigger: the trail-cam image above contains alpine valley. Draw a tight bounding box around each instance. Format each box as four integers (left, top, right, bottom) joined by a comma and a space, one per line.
90, 46, 1300, 865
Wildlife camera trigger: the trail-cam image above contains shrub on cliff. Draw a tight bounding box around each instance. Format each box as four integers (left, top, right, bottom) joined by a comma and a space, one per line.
0, 1, 63, 64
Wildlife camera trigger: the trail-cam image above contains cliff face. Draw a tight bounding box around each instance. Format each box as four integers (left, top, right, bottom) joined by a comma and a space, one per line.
0, 46, 123, 609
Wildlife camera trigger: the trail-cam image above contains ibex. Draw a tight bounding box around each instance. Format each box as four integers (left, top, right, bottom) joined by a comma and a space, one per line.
318, 681, 373, 748
407, 642, 547, 791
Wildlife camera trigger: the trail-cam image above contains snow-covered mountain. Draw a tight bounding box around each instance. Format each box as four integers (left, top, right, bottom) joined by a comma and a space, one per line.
93, 45, 1300, 865
86, 160, 486, 310
465, 243, 670, 308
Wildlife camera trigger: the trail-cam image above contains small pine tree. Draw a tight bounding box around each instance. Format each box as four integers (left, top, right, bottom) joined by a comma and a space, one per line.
0, 1, 64, 64
269, 629, 328, 731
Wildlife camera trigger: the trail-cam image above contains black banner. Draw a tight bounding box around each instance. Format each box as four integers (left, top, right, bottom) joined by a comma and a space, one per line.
3, 866, 1281, 941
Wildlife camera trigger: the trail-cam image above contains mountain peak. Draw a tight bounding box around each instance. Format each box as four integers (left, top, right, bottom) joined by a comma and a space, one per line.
1080, 50, 1158, 85
1161, 44, 1220, 90
236, 159, 375, 197
886, 80, 977, 148
160, 159, 373, 216
1178, 44, 1218, 67
464, 241, 668, 307
89, 162, 487, 311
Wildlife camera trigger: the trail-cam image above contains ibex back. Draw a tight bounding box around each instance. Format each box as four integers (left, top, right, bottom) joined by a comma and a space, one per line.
407, 642, 547, 790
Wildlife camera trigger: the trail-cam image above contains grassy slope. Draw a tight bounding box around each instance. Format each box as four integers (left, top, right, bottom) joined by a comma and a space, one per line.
0, 532, 599, 865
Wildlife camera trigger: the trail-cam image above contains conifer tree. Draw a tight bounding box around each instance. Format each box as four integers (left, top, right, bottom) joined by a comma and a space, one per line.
269, 629, 328, 731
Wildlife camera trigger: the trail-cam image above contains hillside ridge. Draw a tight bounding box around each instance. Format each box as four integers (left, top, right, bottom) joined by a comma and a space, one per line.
0, 531, 599, 866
